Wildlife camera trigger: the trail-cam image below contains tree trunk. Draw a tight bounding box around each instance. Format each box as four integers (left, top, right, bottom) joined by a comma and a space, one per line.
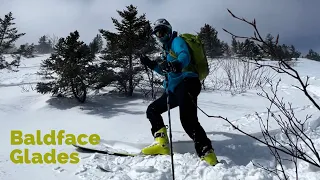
128, 51, 134, 97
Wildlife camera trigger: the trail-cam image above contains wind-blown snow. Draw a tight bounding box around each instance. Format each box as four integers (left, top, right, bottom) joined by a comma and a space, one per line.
0, 55, 320, 180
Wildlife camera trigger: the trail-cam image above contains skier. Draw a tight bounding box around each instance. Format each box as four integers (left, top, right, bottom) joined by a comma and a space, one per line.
139, 18, 218, 166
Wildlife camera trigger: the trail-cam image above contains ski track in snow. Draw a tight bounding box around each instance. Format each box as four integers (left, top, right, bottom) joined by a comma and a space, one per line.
1, 56, 320, 180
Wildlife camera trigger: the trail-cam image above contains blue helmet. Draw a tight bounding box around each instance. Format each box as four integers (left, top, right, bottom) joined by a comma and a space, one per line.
151, 18, 172, 44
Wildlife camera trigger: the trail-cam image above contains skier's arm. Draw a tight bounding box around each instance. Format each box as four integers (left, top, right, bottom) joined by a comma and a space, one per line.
152, 54, 166, 75
147, 37, 191, 74
140, 55, 165, 76
170, 37, 191, 70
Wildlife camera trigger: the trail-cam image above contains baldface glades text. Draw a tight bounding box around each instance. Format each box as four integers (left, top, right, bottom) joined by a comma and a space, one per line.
10, 130, 100, 164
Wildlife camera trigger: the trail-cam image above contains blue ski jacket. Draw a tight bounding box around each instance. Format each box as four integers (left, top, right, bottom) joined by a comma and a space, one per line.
153, 32, 198, 93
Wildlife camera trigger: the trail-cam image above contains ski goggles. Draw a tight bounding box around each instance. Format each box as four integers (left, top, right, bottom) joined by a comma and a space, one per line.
152, 27, 169, 39
155, 29, 167, 38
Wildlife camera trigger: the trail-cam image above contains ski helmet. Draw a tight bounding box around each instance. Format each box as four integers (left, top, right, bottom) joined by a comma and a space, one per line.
151, 18, 172, 44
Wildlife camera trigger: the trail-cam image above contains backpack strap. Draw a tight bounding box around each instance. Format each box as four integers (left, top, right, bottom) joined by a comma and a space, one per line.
169, 50, 177, 59
168, 49, 198, 74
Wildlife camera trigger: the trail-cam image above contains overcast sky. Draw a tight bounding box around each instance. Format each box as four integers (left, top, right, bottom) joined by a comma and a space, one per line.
1, 0, 319, 54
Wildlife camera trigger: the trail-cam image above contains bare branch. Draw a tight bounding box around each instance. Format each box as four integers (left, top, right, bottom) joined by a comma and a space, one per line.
223, 9, 320, 110
195, 9, 320, 179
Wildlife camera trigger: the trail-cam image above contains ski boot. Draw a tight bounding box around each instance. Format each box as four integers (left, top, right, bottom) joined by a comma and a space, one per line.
200, 147, 218, 166
141, 127, 170, 155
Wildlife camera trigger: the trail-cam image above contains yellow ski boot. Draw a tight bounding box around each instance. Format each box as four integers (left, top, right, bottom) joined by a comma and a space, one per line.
201, 148, 218, 166
141, 127, 170, 155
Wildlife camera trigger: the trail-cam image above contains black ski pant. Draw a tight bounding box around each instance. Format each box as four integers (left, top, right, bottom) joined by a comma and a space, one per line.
146, 77, 213, 157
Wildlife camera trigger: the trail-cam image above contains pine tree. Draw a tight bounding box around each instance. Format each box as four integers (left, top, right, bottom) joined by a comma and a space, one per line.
89, 34, 103, 54
289, 45, 301, 59
99, 4, 156, 96
306, 49, 320, 61
240, 39, 261, 59
17, 43, 35, 58
240, 39, 250, 57
237, 41, 245, 56
36, 31, 110, 103
281, 44, 291, 60
262, 33, 276, 58
198, 24, 223, 58
270, 44, 300, 61
231, 37, 238, 55
260, 34, 296, 61
0, 12, 25, 70
36, 35, 53, 54
221, 41, 231, 57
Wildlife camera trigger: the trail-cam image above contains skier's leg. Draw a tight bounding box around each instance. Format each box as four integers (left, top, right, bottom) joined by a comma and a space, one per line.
146, 92, 178, 135
174, 77, 218, 165
142, 91, 178, 155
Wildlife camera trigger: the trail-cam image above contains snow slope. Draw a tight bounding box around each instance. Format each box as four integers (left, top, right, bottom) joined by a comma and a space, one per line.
0, 55, 320, 180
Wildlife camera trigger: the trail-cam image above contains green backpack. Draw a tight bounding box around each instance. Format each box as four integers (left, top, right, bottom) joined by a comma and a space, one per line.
169, 33, 209, 80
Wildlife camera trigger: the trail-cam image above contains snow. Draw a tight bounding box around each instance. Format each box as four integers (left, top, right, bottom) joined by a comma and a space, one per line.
0, 55, 320, 180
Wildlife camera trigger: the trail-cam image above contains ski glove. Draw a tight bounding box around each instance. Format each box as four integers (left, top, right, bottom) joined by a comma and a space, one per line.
159, 60, 182, 73
140, 55, 157, 70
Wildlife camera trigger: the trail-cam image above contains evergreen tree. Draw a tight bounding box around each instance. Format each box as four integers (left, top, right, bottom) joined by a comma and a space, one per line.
240, 39, 250, 57
237, 41, 245, 56
221, 41, 231, 57
36, 31, 111, 103
231, 37, 238, 55
289, 45, 301, 59
0, 12, 25, 70
17, 43, 35, 58
262, 33, 276, 57
36, 35, 53, 54
198, 24, 223, 58
271, 44, 301, 61
306, 49, 320, 61
89, 34, 103, 54
260, 34, 298, 61
240, 39, 261, 59
281, 44, 291, 60
99, 4, 156, 96
138, 21, 160, 99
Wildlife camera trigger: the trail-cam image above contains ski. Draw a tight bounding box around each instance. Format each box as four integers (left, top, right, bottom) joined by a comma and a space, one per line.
72, 144, 142, 157
74, 143, 225, 165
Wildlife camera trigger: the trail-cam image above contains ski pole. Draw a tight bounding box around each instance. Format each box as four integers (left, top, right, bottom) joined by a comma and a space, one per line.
165, 74, 175, 180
